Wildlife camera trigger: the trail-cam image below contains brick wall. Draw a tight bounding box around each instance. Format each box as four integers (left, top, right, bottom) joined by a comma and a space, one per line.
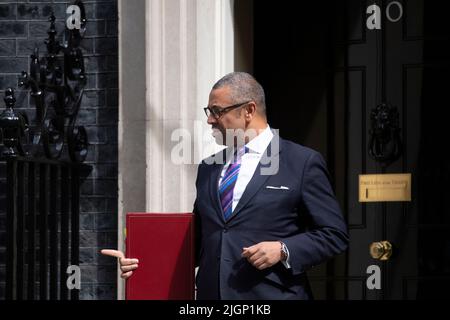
0, 0, 118, 300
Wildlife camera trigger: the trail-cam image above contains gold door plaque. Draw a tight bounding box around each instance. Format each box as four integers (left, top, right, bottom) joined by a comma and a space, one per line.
359, 174, 411, 202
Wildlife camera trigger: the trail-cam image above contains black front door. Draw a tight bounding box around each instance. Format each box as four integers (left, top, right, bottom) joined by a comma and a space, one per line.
254, 0, 450, 299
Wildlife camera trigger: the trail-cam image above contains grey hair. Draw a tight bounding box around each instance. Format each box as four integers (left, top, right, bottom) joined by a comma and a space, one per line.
212, 72, 266, 116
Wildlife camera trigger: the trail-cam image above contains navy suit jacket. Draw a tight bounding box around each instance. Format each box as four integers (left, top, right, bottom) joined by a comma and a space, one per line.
193, 135, 348, 300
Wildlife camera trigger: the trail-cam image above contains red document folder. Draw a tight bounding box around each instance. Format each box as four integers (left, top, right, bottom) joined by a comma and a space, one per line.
125, 213, 195, 300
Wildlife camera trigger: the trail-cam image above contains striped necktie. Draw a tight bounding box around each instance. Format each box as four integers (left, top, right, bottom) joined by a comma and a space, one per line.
218, 146, 247, 220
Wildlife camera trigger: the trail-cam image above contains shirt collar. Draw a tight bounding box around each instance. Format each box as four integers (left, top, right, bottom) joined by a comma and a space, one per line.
245, 125, 273, 155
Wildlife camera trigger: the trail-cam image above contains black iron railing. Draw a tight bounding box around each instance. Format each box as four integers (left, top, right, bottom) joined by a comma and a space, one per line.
5, 157, 86, 300
0, 0, 90, 300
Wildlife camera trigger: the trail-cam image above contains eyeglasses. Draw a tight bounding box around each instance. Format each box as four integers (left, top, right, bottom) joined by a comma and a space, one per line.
203, 101, 251, 119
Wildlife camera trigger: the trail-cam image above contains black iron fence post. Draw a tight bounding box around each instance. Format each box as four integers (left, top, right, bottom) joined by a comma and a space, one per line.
60, 166, 70, 300
39, 163, 48, 300
27, 162, 36, 300
70, 166, 80, 300
5, 160, 17, 300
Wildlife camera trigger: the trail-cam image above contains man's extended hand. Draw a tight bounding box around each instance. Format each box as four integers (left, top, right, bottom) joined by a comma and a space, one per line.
241, 241, 282, 270
100, 249, 139, 279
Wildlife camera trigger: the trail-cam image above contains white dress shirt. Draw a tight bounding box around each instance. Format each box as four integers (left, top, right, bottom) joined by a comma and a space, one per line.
218, 125, 291, 268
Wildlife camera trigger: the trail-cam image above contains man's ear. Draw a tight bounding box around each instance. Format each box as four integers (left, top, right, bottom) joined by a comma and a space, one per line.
245, 102, 257, 119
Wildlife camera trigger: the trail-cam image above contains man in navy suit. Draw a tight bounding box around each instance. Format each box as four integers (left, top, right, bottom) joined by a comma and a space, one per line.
193, 72, 348, 300
103, 72, 348, 300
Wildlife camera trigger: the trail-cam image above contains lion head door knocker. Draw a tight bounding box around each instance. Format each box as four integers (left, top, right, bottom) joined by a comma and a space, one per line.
368, 102, 403, 167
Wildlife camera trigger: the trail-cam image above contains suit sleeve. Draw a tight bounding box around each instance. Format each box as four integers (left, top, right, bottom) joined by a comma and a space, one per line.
282, 151, 349, 276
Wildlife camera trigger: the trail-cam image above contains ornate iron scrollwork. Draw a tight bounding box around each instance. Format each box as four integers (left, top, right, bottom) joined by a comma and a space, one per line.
0, 0, 88, 163
368, 102, 403, 167
0, 89, 30, 158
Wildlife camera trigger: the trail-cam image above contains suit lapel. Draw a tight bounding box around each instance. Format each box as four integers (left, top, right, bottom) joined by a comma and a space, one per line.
208, 149, 228, 223
227, 135, 283, 222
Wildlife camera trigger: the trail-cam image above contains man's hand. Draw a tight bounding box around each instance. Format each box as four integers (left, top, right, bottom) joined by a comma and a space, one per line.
101, 249, 139, 279
241, 241, 282, 270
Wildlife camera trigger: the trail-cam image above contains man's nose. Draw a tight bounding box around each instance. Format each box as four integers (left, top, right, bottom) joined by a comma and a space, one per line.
207, 114, 217, 125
